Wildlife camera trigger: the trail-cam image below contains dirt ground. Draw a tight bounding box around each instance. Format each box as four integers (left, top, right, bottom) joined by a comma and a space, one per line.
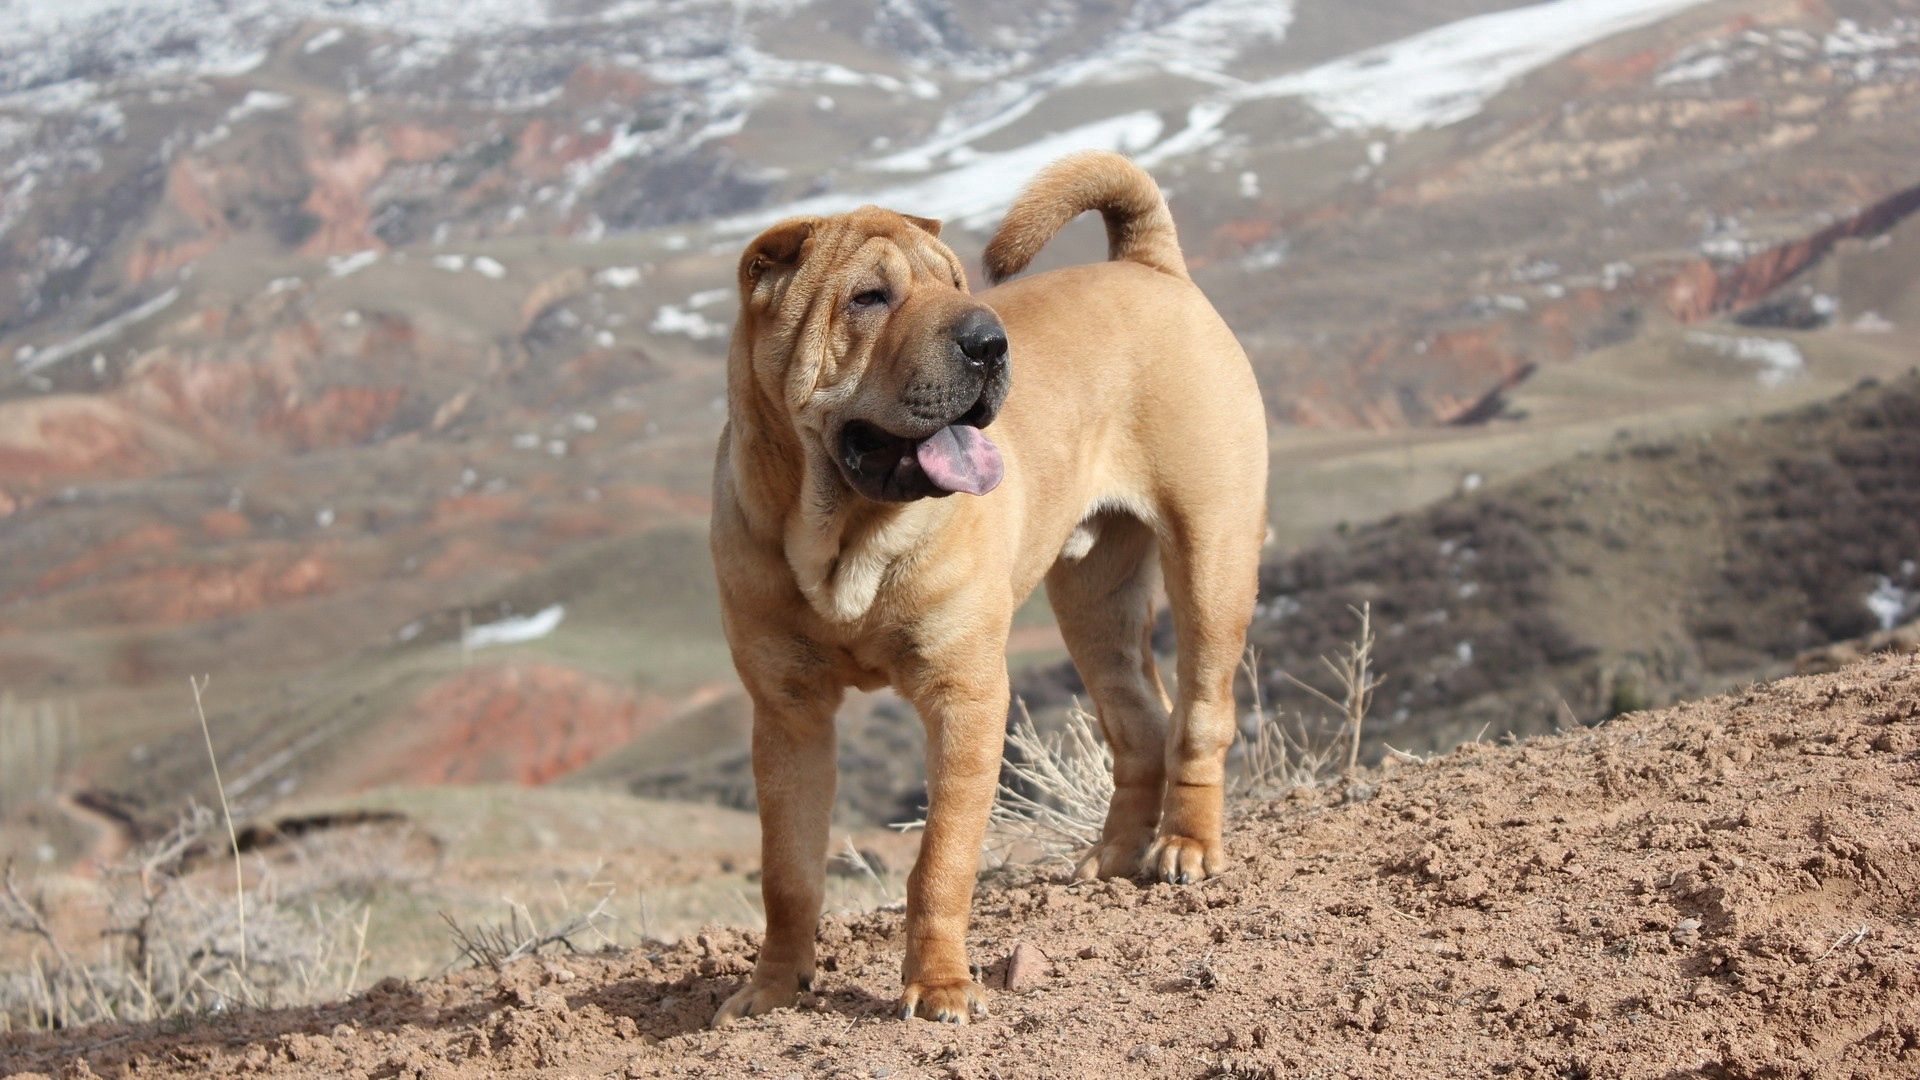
7, 653, 1918, 1079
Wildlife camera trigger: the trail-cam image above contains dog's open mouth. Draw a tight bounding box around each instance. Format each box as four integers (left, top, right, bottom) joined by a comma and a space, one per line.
837, 398, 1003, 502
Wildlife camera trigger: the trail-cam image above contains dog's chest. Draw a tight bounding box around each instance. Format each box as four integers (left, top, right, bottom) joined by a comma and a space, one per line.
784, 501, 929, 626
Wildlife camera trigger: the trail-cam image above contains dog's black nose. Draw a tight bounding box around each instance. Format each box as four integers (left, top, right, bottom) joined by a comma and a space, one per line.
953, 310, 1008, 370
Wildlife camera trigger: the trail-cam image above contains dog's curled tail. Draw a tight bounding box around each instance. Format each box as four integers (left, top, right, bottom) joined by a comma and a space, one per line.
982, 151, 1187, 285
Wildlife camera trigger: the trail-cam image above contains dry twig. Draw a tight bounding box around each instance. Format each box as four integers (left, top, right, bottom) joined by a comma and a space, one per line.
1281, 603, 1383, 774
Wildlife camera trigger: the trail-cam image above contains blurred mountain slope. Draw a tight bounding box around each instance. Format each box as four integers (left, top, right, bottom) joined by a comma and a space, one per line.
3, 0, 1920, 839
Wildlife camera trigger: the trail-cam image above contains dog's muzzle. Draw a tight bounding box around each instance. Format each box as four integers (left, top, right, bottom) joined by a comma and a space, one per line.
836, 382, 1006, 503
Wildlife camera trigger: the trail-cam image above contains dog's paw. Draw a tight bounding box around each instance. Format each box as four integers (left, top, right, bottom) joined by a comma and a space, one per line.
711, 974, 808, 1028
1073, 838, 1150, 881
897, 978, 989, 1024
1145, 833, 1225, 885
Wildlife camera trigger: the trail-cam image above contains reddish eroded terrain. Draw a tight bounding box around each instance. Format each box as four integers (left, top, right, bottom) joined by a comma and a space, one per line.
8, 654, 1916, 1079
345, 663, 681, 788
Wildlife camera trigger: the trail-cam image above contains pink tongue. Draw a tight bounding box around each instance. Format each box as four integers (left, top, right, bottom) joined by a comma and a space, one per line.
914, 425, 1003, 496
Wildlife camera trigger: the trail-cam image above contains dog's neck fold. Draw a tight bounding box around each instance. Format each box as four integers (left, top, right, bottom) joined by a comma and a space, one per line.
783, 464, 945, 624
724, 326, 945, 626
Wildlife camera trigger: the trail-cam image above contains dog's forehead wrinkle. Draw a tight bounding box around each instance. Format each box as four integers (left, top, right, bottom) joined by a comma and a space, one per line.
773, 280, 838, 410
910, 244, 956, 282
853, 235, 910, 286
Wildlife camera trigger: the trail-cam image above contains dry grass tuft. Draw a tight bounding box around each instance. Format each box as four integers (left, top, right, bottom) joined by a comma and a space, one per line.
191, 676, 248, 988
830, 837, 903, 912
439, 864, 618, 972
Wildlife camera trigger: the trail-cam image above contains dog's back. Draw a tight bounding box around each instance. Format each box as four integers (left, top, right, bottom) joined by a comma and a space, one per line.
983, 151, 1189, 285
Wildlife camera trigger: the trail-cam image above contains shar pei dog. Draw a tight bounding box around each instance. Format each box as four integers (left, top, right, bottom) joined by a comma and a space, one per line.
710, 151, 1267, 1025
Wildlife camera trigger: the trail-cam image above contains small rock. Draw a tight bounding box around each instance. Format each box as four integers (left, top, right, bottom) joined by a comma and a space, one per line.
1077, 944, 1103, 960
1005, 942, 1049, 991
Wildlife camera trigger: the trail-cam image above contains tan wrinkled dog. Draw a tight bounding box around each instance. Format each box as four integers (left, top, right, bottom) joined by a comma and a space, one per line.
709, 151, 1266, 1026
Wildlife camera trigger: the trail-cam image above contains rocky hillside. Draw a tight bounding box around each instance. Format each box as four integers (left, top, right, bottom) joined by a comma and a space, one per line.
6, 653, 1918, 1078
1249, 371, 1920, 754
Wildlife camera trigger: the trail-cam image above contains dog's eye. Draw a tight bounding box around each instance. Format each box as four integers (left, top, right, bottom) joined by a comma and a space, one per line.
850, 289, 890, 309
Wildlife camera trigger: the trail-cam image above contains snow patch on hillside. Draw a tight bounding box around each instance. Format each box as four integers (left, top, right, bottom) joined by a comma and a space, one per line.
594, 267, 645, 289
1687, 332, 1805, 388
12, 286, 178, 374
464, 604, 566, 649
327, 250, 380, 278
1867, 575, 1914, 631
729, 111, 1163, 233
874, 0, 1294, 174
650, 293, 729, 341
1239, 0, 1712, 132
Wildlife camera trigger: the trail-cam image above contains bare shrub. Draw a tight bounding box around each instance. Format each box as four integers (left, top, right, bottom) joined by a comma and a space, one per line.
0, 679, 380, 1033
1280, 603, 1383, 775
0, 808, 373, 1033
1233, 648, 1340, 798
981, 701, 1115, 866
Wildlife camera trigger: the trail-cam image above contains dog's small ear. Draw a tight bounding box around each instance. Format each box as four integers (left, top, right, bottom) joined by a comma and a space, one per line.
740, 217, 818, 289
902, 214, 942, 238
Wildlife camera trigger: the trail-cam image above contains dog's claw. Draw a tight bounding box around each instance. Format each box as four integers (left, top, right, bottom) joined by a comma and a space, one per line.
898, 978, 987, 1023
1075, 837, 1153, 881
1145, 834, 1225, 886
712, 976, 806, 1028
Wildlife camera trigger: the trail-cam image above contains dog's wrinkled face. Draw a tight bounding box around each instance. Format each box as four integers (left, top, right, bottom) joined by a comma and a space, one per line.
736, 207, 1010, 503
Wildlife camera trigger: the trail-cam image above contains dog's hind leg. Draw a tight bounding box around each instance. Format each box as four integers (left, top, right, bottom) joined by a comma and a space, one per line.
1150, 499, 1263, 884
1045, 511, 1173, 880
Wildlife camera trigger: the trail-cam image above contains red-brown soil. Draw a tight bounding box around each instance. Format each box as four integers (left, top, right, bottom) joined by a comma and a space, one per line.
7, 654, 1917, 1079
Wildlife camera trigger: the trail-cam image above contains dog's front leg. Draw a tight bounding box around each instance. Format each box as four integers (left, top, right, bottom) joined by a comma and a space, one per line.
712, 681, 843, 1027
896, 655, 1008, 1023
